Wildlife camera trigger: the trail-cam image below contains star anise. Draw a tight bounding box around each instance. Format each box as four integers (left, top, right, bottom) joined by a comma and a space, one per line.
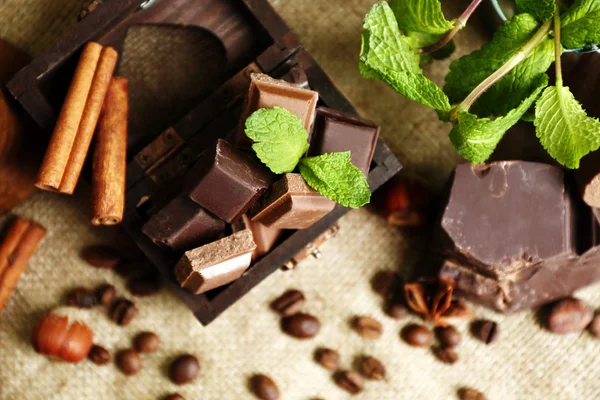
404, 281, 473, 326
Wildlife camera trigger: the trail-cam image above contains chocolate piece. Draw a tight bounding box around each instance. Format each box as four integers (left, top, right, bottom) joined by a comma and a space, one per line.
237, 73, 318, 148
142, 195, 225, 252
233, 214, 282, 260
434, 161, 600, 312
184, 139, 271, 223
251, 173, 335, 229
280, 65, 310, 89
174, 230, 256, 294
308, 107, 379, 176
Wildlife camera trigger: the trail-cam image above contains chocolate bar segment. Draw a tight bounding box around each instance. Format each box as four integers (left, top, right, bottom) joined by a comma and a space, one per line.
184, 139, 272, 223
174, 230, 256, 295
237, 73, 318, 148
233, 215, 283, 260
308, 107, 379, 176
141, 195, 225, 252
251, 173, 335, 229
432, 161, 600, 312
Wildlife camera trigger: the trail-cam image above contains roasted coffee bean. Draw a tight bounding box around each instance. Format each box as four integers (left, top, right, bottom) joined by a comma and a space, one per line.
334, 370, 363, 395
134, 332, 160, 353
384, 302, 409, 320
250, 374, 279, 400
88, 345, 111, 365
357, 355, 386, 380
588, 312, 600, 337
401, 324, 432, 347
95, 284, 116, 305
116, 349, 142, 375
352, 316, 383, 339
372, 271, 402, 300
471, 320, 499, 344
127, 275, 161, 296
281, 313, 320, 339
163, 394, 185, 400
270, 289, 305, 317
546, 297, 593, 334
115, 261, 156, 280
314, 348, 340, 371
458, 387, 487, 400
169, 354, 200, 385
435, 325, 461, 347
65, 287, 98, 308
433, 346, 458, 364
110, 299, 137, 326
81, 245, 121, 269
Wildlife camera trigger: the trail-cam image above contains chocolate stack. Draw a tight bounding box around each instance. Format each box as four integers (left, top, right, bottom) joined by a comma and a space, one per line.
142, 73, 380, 295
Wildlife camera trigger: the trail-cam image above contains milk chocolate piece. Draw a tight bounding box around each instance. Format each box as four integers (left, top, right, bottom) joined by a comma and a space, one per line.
308, 107, 379, 176
142, 195, 225, 252
237, 73, 318, 148
233, 215, 282, 260
174, 230, 256, 294
433, 161, 600, 312
251, 173, 335, 229
184, 139, 271, 223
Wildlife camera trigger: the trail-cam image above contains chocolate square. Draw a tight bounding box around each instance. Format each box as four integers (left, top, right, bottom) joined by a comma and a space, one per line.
184, 139, 272, 223
233, 214, 283, 260
308, 107, 379, 176
251, 173, 335, 229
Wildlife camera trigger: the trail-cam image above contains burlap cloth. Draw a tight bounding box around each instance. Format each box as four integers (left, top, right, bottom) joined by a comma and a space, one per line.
1, 1, 599, 399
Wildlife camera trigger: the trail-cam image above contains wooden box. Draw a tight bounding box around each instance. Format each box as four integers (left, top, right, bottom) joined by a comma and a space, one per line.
7, 0, 402, 324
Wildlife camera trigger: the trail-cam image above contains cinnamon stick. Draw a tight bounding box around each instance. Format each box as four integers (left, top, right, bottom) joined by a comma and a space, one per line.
91, 77, 128, 226
0, 217, 46, 314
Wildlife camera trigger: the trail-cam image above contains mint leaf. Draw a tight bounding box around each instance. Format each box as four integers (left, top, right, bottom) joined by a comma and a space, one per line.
516, 0, 556, 22
450, 74, 548, 163
444, 14, 541, 107
299, 152, 371, 209
390, 0, 453, 35
561, 0, 600, 49
245, 107, 309, 174
407, 31, 444, 48
534, 84, 600, 168
360, 2, 452, 111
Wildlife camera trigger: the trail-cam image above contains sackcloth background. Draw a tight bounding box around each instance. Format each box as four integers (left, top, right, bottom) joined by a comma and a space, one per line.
1, 0, 599, 399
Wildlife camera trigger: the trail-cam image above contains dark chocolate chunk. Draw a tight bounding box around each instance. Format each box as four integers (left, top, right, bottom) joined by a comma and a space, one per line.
233, 214, 282, 260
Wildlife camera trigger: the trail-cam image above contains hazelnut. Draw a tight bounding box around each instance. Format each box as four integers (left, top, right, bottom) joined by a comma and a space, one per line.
375, 176, 434, 227
32, 312, 93, 363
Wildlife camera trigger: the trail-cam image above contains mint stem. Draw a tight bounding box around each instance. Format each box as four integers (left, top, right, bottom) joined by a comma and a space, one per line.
420, 0, 483, 54
451, 19, 552, 121
554, 3, 563, 86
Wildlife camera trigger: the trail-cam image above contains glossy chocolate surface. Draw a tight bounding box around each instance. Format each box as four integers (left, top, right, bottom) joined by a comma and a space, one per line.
233, 214, 282, 260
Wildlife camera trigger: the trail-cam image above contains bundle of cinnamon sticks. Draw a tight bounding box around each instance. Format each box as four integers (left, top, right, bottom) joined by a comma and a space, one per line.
36, 42, 128, 226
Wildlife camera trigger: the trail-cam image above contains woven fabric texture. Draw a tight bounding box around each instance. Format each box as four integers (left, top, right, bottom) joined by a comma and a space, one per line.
1, 1, 600, 399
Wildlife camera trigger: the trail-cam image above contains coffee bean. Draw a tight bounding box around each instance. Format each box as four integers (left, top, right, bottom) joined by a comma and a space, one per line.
127, 275, 161, 296
372, 271, 402, 300
458, 387, 487, 400
334, 370, 363, 395
281, 313, 320, 339
471, 320, 499, 344
384, 302, 409, 320
435, 325, 461, 347
110, 299, 137, 326
88, 345, 111, 365
588, 312, 600, 337
352, 316, 383, 339
81, 245, 121, 269
546, 297, 593, 334
134, 332, 160, 353
357, 355, 386, 380
65, 287, 98, 308
433, 346, 458, 364
270, 289, 305, 317
116, 349, 142, 375
115, 261, 156, 280
163, 394, 185, 400
95, 284, 116, 305
169, 354, 200, 385
401, 324, 432, 347
314, 348, 340, 371
250, 374, 279, 400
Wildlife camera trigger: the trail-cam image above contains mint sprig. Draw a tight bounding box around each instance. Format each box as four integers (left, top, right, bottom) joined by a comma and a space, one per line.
516, 0, 556, 22
390, 0, 453, 35
560, 0, 600, 50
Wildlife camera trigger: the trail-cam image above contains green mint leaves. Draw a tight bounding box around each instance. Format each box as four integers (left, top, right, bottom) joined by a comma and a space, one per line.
244, 108, 371, 208
516, 0, 556, 22
360, 1, 452, 111
299, 153, 371, 209
390, 0, 453, 35
244, 107, 309, 174
534, 84, 600, 168
560, 0, 600, 49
